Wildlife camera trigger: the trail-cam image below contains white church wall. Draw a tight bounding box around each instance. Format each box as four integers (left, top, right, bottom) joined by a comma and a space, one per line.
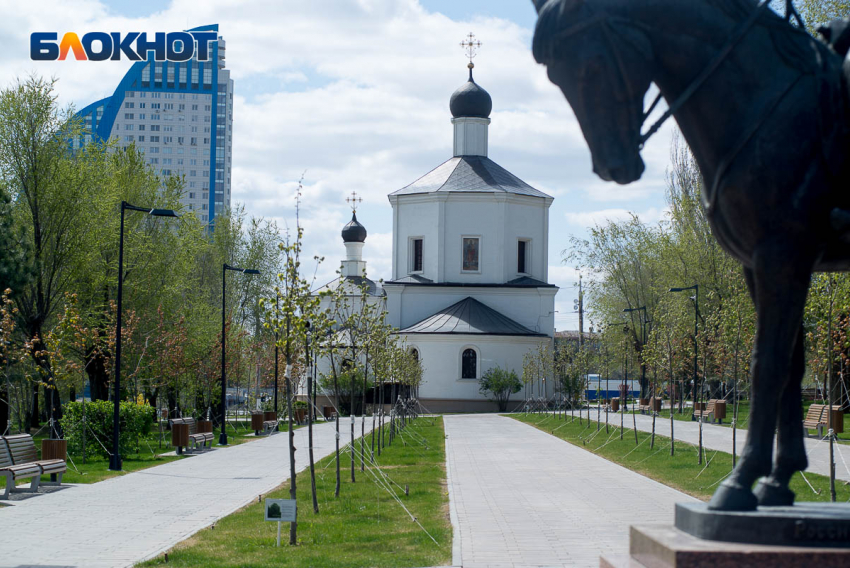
384, 284, 556, 337
390, 193, 551, 285
405, 333, 553, 405
391, 196, 441, 280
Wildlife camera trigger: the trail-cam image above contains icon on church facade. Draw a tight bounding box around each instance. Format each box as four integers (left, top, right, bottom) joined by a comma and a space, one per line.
462, 237, 479, 271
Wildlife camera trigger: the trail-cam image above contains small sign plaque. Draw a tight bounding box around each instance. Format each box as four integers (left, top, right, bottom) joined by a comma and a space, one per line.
265, 498, 297, 522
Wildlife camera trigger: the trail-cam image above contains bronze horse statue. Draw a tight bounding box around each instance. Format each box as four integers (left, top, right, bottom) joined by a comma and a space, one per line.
531, 0, 850, 511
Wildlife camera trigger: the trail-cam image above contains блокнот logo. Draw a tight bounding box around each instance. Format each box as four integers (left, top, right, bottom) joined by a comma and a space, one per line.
30, 32, 218, 62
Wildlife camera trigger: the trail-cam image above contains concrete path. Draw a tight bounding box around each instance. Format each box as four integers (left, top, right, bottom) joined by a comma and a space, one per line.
583, 408, 850, 482
0, 418, 372, 568
444, 414, 695, 568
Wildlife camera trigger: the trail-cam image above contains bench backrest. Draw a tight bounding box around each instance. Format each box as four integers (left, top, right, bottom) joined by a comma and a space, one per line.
4, 434, 38, 466
171, 417, 198, 435
805, 404, 828, 423
0, 437, 14, 469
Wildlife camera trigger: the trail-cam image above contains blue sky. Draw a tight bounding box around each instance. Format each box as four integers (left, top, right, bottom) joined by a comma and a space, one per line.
0, 0, 679, 331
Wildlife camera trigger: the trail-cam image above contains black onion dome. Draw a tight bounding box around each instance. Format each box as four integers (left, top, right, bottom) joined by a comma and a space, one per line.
342, 212, 367, 243
450, 68, 492, 119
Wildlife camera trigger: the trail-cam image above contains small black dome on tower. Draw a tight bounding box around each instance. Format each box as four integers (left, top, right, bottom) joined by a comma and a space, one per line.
342, 212, 367, 243
450, 66, 492, 119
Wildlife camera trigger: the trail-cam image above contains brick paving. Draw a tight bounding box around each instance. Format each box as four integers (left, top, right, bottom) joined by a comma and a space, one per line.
0, 419, 372, 568
444, 414, 695, 568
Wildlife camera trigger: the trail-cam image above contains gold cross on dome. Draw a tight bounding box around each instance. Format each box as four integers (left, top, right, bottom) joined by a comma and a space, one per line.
345, 191, 362, 213
460, 33, 481, 65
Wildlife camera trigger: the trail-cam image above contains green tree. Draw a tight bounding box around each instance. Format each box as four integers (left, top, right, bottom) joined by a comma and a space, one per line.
479, 366, 522, 412
0, 76, 103, 428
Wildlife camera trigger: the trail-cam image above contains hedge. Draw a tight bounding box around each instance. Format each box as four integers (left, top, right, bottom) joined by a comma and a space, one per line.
59, 400, 155, 458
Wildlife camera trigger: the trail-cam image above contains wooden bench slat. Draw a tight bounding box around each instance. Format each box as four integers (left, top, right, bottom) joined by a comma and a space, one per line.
1, 434, 66, 499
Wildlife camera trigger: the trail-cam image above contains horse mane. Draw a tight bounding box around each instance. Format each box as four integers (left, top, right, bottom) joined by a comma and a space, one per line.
533, 0, 819, 72
710, 0, 818, 72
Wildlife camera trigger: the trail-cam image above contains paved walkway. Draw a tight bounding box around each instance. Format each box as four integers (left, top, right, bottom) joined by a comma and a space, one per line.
444, 414, 695, 568
583, 408, 850, 482
0, 419, 373, 568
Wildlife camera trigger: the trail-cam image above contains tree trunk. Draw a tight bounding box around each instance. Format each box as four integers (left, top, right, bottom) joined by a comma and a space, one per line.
30, 382, 39, 428
308, 354, 318, 513
0, 386, 8, 435
350, 414, 355, 482
330, 354, 340, 497
335, 414, 340, 497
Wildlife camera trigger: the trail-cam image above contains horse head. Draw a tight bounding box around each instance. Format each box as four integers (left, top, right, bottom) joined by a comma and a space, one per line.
532, 0, 653, 184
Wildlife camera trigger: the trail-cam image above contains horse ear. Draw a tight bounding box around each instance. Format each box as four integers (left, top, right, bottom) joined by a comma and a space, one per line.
609, 20, 653, 61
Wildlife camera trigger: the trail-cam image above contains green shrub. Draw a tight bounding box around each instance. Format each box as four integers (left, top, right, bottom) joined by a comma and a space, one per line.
60, 400, 155, 458
479, 366, 523, 412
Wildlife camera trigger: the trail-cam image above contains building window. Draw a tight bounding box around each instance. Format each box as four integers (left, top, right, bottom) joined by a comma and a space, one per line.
462, 237, 480, 272
411, 238, 423, 273
461, 348, 477, 379
411, 348, 419, 362
517, 240, 529, 274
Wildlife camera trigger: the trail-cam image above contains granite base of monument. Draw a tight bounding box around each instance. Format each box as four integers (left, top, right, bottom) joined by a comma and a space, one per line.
600, 502, 850, 568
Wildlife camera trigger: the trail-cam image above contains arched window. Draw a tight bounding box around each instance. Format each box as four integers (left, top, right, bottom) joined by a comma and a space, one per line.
411, 348, 419, 362
461, 348, 477, 379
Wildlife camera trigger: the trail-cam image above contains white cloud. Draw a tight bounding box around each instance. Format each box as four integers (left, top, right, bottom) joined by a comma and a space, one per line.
564, 206, 669, 229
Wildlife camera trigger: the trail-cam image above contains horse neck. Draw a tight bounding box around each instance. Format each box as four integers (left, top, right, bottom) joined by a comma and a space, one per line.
614, 0, 790, 179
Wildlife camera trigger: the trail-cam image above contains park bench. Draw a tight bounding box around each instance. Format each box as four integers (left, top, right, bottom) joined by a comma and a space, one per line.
803, 404, 843, 438
693, 399, 727, 424
250, 411, 279, 436
0, 434, 66, 499
638, 398, 662, 414
170, 418, 213, 454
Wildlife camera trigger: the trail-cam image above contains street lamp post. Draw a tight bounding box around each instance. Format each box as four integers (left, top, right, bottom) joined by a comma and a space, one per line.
669, 284, 701, 463
110, 202, 178, 472
220, 263, 260, 446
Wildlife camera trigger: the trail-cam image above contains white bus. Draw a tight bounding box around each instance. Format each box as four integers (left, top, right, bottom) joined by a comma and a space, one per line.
584, 374, 640, 400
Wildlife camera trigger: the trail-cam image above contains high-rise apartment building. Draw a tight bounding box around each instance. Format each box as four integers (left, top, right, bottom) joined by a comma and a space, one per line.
76, 24, 233, 224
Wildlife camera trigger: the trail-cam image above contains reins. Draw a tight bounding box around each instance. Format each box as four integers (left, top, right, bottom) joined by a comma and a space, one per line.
639, 0, 772, 148
547, 0, 773, 148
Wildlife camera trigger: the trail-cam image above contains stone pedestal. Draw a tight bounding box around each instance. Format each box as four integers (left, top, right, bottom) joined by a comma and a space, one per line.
601, 502, 850, 568
600, 524, 850, 568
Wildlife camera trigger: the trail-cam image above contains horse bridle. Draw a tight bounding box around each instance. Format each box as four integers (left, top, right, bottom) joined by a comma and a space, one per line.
548, 0, 772, 150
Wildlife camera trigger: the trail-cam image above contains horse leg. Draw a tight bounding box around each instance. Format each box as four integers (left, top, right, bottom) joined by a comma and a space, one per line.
708, 251, 812, 511
754, 325, 807, 506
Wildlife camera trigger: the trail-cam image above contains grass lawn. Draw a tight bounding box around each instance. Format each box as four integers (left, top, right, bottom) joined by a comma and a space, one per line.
512, 412, 850, 502
139, 417, 452, 568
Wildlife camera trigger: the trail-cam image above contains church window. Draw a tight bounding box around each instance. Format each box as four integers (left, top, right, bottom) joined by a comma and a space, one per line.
462, 237, 480, 272
517, 240, 528, 274
412, 238, 423, 272
461, 348, 477, 379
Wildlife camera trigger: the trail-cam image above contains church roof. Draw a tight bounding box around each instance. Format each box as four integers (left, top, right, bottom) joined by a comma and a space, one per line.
341, 212, 367, 243
390, 156, 551, 199
397, 297, 545, 336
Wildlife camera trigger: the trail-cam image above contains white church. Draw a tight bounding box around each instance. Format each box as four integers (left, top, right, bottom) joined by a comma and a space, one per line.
316, 61, 558, 413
